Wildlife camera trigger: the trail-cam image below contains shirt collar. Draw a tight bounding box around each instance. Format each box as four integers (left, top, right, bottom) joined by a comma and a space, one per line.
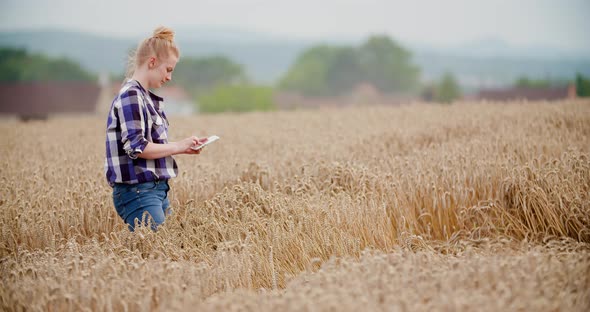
127, 79, 164, 103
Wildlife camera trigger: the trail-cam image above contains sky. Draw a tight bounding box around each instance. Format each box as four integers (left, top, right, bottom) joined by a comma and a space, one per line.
1, 0, 589, 51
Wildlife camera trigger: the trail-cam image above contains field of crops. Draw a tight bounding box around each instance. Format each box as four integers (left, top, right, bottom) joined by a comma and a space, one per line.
1, 100, 589, 311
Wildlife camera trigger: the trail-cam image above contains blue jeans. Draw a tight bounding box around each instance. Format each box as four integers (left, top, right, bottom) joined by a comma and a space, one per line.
112, 180, 171, 231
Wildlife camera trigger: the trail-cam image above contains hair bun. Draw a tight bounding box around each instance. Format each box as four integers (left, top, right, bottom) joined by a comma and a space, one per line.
152, 26, 175, 41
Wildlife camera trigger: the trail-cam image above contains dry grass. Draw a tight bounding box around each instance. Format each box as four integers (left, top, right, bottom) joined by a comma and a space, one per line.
1, 100, 589, 311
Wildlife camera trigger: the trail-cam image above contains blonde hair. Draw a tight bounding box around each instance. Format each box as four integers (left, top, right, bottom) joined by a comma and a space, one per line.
126, 26, 180, 78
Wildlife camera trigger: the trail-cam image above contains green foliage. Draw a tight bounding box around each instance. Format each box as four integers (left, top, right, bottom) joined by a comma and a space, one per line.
169, 55, 260, 113
516, 77, 547, 88
358, 36, 421, 93
575, 73, 590, 97
197, 84, 275, 113
515, 76, 551, 88
278, 45, 347, 96
514, 76, 571, 89
0, 47, 96, 82
0, 48, 27, 81
279, 35, 420, 96
173, 55, 246, 95
434, 72, 461, 104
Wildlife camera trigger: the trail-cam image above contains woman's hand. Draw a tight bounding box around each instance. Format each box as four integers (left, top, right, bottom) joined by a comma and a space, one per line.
176, 136, 206, 155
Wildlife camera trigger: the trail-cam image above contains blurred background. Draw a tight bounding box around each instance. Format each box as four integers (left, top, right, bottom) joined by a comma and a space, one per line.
0, 0, 589, 119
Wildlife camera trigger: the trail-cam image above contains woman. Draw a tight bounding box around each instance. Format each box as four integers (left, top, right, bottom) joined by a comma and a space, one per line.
105, 26, 204, 231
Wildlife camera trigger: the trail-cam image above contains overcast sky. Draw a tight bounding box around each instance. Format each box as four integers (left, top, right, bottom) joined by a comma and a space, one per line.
1, 0, 589, 51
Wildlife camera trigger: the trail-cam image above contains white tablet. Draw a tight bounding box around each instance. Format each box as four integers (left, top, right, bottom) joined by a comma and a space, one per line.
191, 135, 220, 151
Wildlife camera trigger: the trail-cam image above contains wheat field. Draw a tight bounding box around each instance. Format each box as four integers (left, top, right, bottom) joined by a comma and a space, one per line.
1, 100, 589, 311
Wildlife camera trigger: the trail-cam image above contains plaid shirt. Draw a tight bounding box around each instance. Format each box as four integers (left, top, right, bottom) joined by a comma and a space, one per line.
105, 80, 178, 186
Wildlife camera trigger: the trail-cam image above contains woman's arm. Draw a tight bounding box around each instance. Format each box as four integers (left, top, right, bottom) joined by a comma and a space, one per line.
139, 136, 203, 160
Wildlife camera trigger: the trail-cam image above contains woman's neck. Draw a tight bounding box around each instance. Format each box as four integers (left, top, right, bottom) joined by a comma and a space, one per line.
131, 71, 150, 90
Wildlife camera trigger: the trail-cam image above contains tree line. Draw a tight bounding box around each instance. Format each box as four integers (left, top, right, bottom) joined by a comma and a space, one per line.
0, 48, 95, 82
2, 37, 589, 112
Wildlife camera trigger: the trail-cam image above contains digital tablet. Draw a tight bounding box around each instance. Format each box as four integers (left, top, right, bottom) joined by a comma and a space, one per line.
191, 135, 220, 151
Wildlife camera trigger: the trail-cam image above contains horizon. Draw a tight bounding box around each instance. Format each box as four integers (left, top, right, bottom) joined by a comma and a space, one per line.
2, 25, 589, 61
1, 0, 589, 53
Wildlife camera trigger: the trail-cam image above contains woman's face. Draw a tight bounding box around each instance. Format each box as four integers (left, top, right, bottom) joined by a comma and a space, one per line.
148, 53, 178, 89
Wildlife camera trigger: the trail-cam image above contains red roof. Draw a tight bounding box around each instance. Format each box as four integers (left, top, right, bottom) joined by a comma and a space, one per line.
474, 85, 576, 101
0, 82, 101, 115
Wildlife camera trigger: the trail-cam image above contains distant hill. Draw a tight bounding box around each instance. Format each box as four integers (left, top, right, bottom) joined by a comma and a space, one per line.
0, 29, 308, 84
0, 30, 132, 77
412, 51, 590, 91
1, 28, 589, 90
